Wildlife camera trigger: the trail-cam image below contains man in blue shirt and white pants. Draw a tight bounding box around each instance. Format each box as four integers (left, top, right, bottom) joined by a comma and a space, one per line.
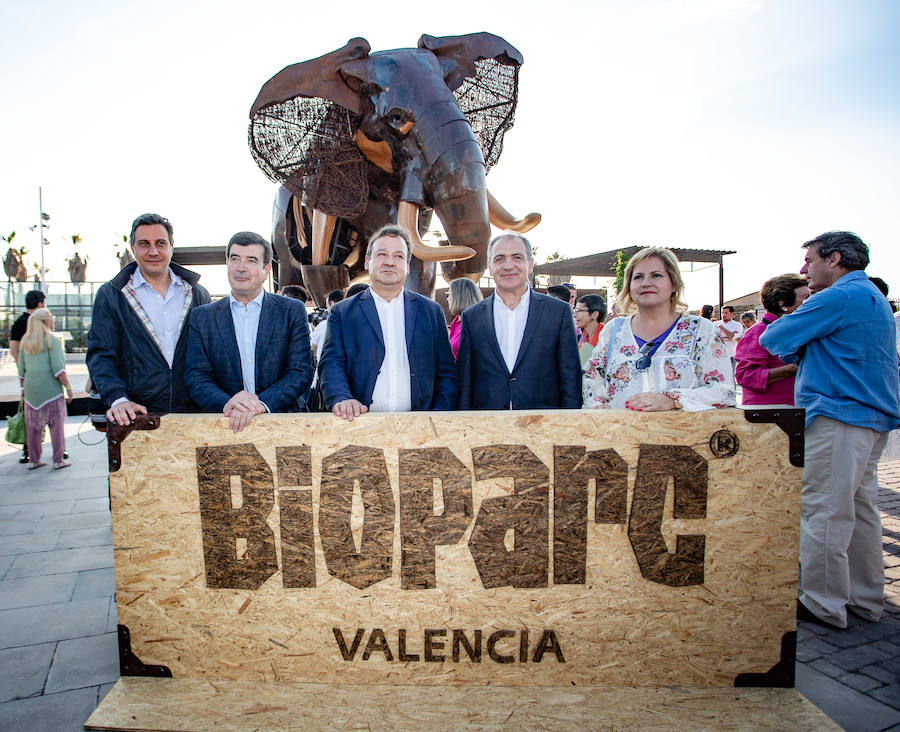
761, 231, 900, 629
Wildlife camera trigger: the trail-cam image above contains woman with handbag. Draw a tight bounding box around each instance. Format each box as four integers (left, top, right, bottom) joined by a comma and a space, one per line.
17, 308, 73, 469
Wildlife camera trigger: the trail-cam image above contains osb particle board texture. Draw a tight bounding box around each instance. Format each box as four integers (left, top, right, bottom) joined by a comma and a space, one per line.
86, 678, 837, 731
109, 410, 800, 687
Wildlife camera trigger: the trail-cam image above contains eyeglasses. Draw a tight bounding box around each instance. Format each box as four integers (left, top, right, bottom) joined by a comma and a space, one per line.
573, 307, 590, 314
635, 342, 655, 370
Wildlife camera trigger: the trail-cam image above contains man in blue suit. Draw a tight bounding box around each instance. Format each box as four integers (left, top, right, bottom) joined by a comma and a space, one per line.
319, 224, 457, 421
457, 233, 581, 410
185, 232, 313, 432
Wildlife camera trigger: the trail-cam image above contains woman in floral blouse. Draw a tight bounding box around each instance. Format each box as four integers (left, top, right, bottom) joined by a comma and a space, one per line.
583, 247, 735, 412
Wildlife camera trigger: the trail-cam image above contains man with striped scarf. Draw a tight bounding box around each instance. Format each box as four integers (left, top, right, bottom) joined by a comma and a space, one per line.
87, 213, 211, 426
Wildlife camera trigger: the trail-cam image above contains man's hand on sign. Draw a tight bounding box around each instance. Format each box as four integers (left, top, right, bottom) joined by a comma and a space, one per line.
332, 399, 368, 422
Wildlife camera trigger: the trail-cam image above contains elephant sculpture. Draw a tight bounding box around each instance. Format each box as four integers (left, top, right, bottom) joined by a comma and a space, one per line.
248, 32, 540, 303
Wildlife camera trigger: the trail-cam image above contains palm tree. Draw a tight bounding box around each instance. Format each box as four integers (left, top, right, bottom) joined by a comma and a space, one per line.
543, 250, 569, 286
2, 231, 28, 282
68, 235, 87, 284
116, 234, 134, 268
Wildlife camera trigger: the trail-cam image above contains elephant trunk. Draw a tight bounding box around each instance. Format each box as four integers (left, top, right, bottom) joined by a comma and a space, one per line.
412, 107, 492, 280
433, 186, 490, 280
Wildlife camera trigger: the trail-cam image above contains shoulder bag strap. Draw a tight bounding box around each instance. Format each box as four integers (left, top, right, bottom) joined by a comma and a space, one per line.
604, 316, 625, 377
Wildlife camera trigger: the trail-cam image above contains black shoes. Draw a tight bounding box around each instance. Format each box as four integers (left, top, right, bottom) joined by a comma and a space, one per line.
797, 601, 844, 630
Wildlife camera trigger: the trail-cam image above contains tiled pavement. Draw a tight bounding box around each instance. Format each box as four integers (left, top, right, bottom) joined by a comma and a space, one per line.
0, 418, 117, 731
0, 418, 898, 731
795, 459, 900, 730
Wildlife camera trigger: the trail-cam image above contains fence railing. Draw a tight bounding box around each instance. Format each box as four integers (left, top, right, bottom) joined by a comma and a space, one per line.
1, 280, 103, 351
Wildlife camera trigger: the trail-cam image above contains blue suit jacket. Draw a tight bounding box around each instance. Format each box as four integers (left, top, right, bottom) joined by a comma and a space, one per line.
185, 292, 313, 413
319, 289, 457, 411
456, 291, 582, 409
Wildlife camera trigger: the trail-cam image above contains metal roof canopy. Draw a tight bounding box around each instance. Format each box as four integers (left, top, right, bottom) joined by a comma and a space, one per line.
171, 246, 226, 266
533, 246, 736, 310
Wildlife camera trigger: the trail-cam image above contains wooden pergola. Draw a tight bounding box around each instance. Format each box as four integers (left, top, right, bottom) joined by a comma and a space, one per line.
532, 247, 736, 311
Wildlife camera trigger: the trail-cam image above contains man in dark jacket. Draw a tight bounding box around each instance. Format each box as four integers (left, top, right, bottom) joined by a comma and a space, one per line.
87, 213, 210, 425
319, 225, 457, 420
185, 232, 313, 432
456, 233, 581, 410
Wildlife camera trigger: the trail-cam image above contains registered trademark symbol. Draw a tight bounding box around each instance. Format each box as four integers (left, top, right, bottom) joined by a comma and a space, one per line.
709, 429, 739, 458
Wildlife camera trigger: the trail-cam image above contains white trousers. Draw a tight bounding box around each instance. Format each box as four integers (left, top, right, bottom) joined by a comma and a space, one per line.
800, 416, 887, 627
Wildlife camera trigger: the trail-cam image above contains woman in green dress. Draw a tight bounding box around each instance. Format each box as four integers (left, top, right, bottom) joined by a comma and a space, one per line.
17, 308, 73, 469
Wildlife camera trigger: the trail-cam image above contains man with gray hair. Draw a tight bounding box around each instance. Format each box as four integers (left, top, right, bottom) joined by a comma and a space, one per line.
761, 231, 900, 629
456, 232, 581, 409
319, 224, 457, 420
185, 231, 313, 432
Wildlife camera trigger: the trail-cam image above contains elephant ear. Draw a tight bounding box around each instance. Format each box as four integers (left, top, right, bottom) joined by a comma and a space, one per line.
248, 39, 372, 218
418, 33, 523, 171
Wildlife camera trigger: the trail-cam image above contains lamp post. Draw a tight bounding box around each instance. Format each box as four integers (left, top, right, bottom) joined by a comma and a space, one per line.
37, 187, 50, 292
38, 187, 45, 291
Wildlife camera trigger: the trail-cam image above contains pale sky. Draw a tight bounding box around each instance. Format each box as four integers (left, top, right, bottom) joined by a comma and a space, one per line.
1, 0, 898, 305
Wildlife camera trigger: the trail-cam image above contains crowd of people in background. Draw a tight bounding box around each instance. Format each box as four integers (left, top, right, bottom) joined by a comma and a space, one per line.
9, 213, 900, 635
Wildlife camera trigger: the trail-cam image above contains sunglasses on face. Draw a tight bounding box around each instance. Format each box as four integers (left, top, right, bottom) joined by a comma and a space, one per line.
635, 342, 655, 370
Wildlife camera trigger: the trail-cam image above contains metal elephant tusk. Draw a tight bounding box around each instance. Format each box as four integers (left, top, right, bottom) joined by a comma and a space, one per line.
311, 209, 336, 266
397, 202, 476, 263
486, 190, 541, 233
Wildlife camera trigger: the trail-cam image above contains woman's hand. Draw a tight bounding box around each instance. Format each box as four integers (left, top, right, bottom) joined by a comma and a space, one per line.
625, 392, 678, 412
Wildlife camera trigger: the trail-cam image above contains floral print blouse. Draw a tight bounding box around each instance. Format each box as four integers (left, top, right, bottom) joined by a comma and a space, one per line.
582, 314, 736, 411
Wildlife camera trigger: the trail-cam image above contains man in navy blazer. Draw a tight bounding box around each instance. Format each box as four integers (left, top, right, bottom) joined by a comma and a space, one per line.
457, 233, 581, 410
319, 224, 457, 420
185, 232, 313, 432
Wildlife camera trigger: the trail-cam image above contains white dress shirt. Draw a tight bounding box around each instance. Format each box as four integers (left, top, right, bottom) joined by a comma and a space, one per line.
369, 290, 412, 412
229, 290, 265, 395
310, 319, 328, 353
718, 319, 743, 358
493, 288, 530, 373
131, 267, 185, 367
309, 317, 329, 388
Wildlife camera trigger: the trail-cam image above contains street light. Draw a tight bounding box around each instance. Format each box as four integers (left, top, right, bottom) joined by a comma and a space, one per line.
38, 187, 50, 291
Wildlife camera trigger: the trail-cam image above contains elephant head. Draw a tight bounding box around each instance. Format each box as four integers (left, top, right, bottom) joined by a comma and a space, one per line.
248, 33, 539, 293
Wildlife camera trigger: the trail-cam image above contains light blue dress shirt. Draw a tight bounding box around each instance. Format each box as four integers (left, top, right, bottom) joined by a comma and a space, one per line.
131, 267, 184, 366
229, 290, 265, 395
760, 270, 900, 431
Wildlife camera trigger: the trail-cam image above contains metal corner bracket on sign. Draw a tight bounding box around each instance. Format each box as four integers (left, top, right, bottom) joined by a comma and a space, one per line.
107, 414, 161, 472
742, 408, 805, 467
733, 631, 796, 688
118, 624, 172, 678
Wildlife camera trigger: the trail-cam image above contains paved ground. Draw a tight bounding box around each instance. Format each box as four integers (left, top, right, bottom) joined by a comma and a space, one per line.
0, 352, 90, 397
795, 459, 900, 730
0, 415, 898, 731
0, 418, 117, 731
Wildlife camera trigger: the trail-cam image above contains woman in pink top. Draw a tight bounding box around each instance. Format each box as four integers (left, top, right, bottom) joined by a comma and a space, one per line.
447, 278, 483, 359
735, 273, 810, 405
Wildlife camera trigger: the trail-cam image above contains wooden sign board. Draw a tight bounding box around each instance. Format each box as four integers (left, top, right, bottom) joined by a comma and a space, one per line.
88, 677, 837, 731
105, 409, 802, 688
